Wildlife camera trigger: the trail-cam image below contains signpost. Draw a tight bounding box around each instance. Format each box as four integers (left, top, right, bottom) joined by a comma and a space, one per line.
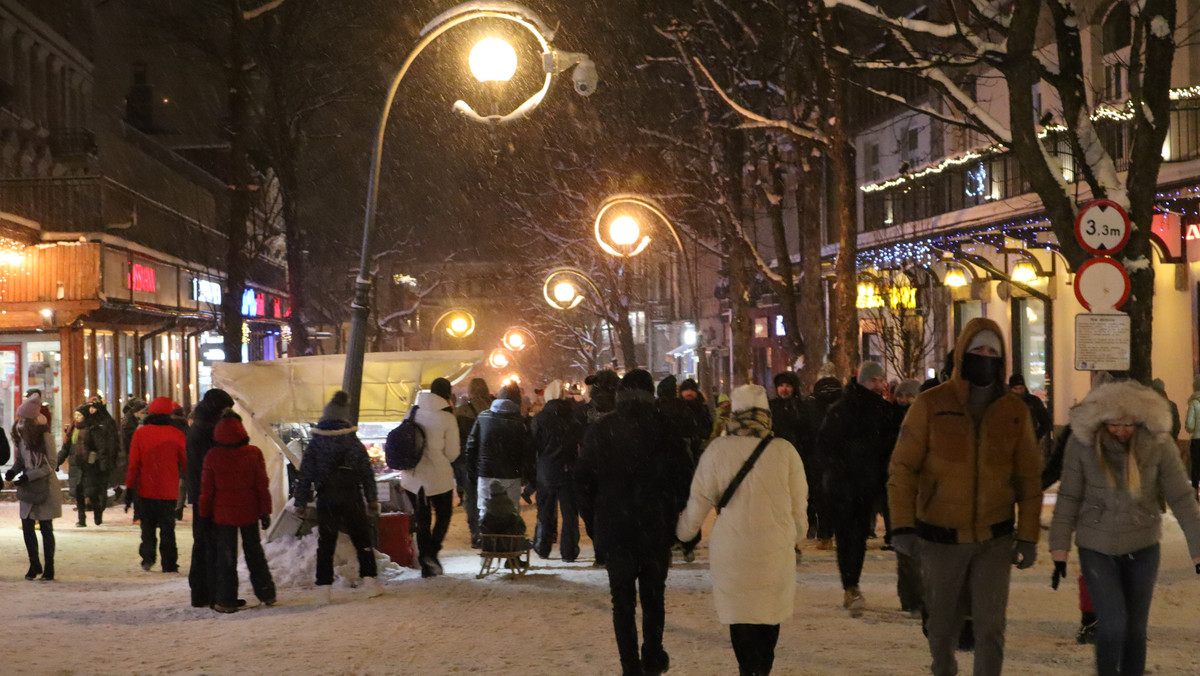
1073, 198, 1132, 371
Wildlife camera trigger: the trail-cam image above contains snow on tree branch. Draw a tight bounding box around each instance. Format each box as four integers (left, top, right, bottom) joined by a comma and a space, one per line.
691, 57, 829, 145
244, 0, 287, 21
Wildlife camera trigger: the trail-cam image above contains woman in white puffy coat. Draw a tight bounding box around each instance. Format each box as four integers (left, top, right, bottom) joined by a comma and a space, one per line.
400, 379, 460, 577
676, 384, 807, 676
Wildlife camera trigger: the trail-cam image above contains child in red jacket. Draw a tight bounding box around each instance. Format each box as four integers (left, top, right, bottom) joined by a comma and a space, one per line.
199, 413, 276, 612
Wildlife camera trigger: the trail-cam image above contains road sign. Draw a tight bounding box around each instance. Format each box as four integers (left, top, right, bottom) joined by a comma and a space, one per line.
1075, 313, 1131, 371
1073, 257, 1130, 312
1075, 199, 1131, 255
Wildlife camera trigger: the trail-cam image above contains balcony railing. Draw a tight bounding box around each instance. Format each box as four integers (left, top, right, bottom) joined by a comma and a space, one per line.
861, 99, 1200, 232
48, 128, 98, 159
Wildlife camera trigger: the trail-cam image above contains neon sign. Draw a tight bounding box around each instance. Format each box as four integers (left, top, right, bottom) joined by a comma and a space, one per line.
127, 263, 156, 293
241, 289, 265, 317
192, 278, 222, 304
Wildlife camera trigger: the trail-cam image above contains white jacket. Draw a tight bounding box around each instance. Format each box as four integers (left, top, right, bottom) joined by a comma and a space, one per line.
399, 392, 461, 496
676, 435, 807, 625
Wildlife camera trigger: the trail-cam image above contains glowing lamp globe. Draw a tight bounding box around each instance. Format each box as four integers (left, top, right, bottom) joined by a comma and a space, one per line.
553, 281, 578, 304
944, 269, 967, 288
469, 37, 517, 83
504, 331, 525, 350
1011, 262, 1037, 284
448, 316, 469, 336
609, 216, 641, 247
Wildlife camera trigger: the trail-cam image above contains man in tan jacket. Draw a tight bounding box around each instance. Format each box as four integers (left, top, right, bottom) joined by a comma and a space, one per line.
888, 317, 1043, 676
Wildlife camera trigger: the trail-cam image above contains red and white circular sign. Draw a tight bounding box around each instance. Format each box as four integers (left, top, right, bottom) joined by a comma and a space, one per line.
1074, 199, 1131, 255
1073, 257, 1131, 312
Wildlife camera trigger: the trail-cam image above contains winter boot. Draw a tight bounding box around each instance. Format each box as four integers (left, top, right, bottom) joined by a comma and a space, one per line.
41, 560, 54, 581
25, 559, 42, 581
361, 576, 384, 598
844, 586, 865, 618
1076, 611, 1097, 644
93, 509, 103, 526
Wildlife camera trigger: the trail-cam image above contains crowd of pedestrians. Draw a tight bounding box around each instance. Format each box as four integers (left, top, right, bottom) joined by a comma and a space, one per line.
6, 325, 1200, 676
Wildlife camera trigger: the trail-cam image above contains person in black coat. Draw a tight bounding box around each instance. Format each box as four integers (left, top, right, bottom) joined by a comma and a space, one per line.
454, 378, 493, 547
186, 388, 233, 608
575, 369, 620, 564
576, 369, 694, 676
770, 371, 818, 537
1009, 374, 1053, 441
466, 384, 535, 526
805, 376, 843, 547
531, 383, 581, 561
817, 361, 901, 617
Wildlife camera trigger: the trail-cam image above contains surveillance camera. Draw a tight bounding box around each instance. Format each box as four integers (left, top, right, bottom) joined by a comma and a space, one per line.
572, 58, 598, 97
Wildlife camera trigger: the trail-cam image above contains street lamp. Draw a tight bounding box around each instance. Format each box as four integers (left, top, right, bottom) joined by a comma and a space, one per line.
488, 348, 512, 369
502, 326, 535, 351
543, 267, 602, 311
432, 308, 476, 340
342, 3, 597, 420
592, 194, 703, 383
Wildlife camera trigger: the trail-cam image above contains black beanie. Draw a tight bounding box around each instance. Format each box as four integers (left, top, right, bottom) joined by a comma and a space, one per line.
1008, 374, 1026, 388
621, 369, 655, 394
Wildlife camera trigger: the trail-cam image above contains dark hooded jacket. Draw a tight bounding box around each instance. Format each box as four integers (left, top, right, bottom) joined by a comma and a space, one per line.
770, 373, 813, 458
530, 398, 580, 486
817, 380, 901, 493
656, 376, 705, 462
186, 389, 234, 505
293, 417, 376, 509
888, 317, 1043, 544
576, 391, 694, 555
466, 398, 534, 484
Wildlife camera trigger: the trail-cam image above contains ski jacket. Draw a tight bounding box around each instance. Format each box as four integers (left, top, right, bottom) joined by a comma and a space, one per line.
466, 399, 534, 483
126, 401, 186, 500
199, 416, 271, 526
400, 392, 460, 496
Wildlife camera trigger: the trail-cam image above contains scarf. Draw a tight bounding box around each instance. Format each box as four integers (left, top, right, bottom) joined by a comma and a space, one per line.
726, 408, 771, 438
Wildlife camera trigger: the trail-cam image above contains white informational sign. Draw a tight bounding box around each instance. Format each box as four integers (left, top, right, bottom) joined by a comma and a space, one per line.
1073, 257, 1131, 312
1074, 199, 1131, 255
1075, 313, 1131, 371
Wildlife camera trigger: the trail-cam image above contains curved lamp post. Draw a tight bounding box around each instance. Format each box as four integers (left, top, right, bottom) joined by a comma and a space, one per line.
592, 194, 703, 383
342, 2, 597, 421
542, 267, 603, 311
502, 326, 535, 351
431, 308, 476, 343
488, 347, 513, 369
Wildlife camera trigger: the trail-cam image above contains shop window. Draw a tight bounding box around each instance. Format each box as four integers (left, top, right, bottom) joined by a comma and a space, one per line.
753, 317, 769, 339
953, 300, 983, 339
1013, 298, 1048, 399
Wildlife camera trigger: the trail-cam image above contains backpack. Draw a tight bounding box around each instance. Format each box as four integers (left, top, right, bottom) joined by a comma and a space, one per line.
320, 447, 365, 507
385, 405, 426, 471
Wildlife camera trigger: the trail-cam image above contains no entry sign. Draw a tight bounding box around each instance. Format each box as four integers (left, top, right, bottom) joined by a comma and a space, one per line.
1073, 257, 1131, 312
1075, 199, 1131, 255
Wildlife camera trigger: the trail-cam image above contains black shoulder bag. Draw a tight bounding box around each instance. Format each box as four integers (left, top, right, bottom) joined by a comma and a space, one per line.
715, 434, 774, 514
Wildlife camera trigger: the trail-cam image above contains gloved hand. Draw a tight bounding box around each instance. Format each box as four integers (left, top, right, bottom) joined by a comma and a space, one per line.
520, 484, 534, 504
260, 514, 271, 530
124, 489, 134, 512
14, 475, 28, 486
1013, 540, 1038, 569
4, 468, 16, 482
1051, 560, 1067, 589
891, 532, 919, 558
87, 451, 98, 464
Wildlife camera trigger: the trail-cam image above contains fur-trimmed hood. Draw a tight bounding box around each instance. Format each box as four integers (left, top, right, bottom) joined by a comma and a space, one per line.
1069, 381, 1172, 440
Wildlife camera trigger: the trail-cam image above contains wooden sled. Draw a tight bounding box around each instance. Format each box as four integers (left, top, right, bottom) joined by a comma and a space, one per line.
477, 534, 531, 578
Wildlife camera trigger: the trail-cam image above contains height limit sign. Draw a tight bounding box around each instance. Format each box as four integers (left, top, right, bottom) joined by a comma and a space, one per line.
1075, 199, 1130, 255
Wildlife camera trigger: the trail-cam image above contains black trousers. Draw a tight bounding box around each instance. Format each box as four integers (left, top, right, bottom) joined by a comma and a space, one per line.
75, 481, 105, 524
212, 522, 275, 607
534, 479, 580, 561
729, 623, 780, 676
405, 489, 454, 562
21, 518, 54, 571
189, 506, 217, 607
1189, 439, 1200, 496
606, 548, 672, 676
315, 500, 377, 585
139, 498, 178, 571
463, 478, 480, 539
832, 482, 880, 589
800, 456, 832, 539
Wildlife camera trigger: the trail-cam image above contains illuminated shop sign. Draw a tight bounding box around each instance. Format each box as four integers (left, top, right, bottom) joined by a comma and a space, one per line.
192, 278, 222, 304
127, 263, 156, 293
242, 289, 266, 317
856, 283, 917, 309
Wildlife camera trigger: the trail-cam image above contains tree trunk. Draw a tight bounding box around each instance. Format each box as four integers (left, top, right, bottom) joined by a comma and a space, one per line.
726, 130, 752, 385
828, 71, 858, 380
221, 0, 250, 364
765, 141, 804, 367
797, 158, 827, 393
611, 309, 638, 371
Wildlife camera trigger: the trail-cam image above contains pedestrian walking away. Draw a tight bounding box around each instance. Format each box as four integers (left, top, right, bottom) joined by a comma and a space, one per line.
292, 391, 383, 602
6, 393, 63, 581
199, 413, 277, 612
576, 369, 693, 676
125, 397, 187, 573
888, 318, 1043, 676
531, 379, 582, 562
1049, 380, 1200, 676
401, 378, 461, 578
186, 388, 235, 608
677, 384, 807, 676
454, 377, 493, 547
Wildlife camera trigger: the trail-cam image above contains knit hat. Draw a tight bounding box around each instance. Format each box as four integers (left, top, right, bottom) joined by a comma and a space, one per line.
16, 393, 42, 420
730, 384, 769, 413
213, 413, 250, 447
430, 377, 453, 402
123, 396, 148, 416
967, 329, 1003, 355
678, 378, 701, 394
200, 388, 234, 412
621, 369, 655, 394
773, 371, 800, 390
656, 375, 678, 399
148, 397, 176, 416
856, 361, 885, 386
321, 390, 352, 422
1008, 374, 1026, 388
717, 394, 731, 406
894, 379, 921, 399
813, 377, 842, 398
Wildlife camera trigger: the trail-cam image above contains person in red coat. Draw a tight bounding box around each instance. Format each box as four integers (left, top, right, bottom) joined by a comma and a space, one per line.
126, 396, 187, 572
199, 413, 276, 613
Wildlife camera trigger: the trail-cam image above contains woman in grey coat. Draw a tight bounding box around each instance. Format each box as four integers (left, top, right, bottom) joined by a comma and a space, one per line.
5, 394, 64, 580
1049, 380, 1200, 676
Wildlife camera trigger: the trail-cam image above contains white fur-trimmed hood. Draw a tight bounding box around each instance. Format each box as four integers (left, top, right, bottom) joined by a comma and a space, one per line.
1069, 381, 1172, 440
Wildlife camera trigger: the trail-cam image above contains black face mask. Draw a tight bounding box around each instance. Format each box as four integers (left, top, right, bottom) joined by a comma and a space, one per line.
961, 352, 1003, 387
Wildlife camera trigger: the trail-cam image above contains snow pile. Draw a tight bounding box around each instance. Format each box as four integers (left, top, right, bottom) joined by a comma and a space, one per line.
241, 530, 413, 589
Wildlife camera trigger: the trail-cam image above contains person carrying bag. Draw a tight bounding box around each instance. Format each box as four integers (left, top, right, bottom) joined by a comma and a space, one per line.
6, 393, 63, 580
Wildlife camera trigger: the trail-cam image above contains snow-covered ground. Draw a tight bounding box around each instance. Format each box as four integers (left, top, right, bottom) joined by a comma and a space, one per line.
2, 497, 1199, 675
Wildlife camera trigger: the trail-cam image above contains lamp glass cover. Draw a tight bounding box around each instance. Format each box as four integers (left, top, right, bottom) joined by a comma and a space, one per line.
469, 37, 517, 82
